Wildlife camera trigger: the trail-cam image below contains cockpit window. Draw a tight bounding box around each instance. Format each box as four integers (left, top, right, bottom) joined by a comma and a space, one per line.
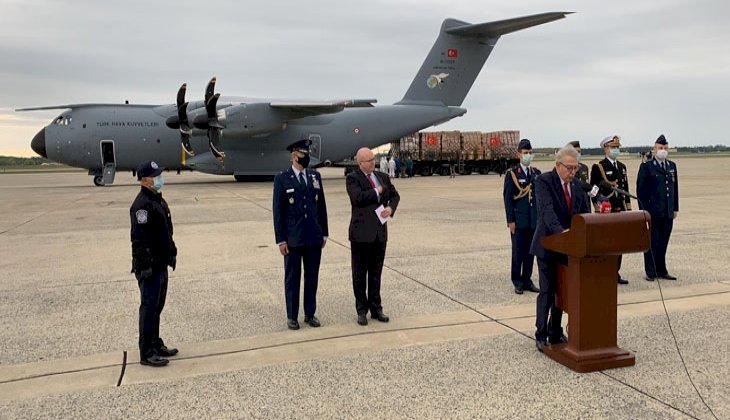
53, 115, 72, 126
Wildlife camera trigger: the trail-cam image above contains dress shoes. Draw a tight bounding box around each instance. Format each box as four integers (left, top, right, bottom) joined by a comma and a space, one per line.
660, 274, 677, 280
157, 345, 178, 357
371, 311, 390, 323
523, 284, 540, 293
617, 276, 629, 284
140, 355, 169, 367
304, 315, 321, 327
514, 286, 524, 295
535, 340, 549, 353
548, 334, 568, 345
645, 276, 656, 282
357, 314, 368, 326
287, 319, 300, 330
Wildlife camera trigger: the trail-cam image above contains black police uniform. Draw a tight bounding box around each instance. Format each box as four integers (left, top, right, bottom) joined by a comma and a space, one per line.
637, 156, 678, 279
503, 163, 541, 292
130, 172, 176, 360
590, 156, 632, 281
576, 162, 589, 184
272, 141, 329, 327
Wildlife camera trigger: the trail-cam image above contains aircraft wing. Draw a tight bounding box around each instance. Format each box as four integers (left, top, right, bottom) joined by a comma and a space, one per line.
270, 99, 377, 117
16, 103, 158, 111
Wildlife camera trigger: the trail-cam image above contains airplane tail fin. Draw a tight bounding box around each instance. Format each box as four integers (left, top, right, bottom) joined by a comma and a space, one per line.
397, 12, 571, 107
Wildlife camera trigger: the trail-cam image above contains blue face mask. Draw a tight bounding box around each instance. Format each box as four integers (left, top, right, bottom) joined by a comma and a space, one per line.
608, 148, 620, 160
520, 153, 533, 166
152, 175, 164, 191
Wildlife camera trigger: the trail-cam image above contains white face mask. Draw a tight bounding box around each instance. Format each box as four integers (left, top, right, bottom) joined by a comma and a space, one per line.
655, 149, 668, 161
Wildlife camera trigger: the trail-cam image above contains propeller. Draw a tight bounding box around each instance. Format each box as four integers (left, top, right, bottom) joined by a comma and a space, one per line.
193, 77, 225, 160
165, 83, 195, 156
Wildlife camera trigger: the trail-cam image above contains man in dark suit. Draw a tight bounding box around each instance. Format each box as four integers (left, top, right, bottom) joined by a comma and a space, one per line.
273, 139, 329, 330
590, 135, 631, 284
346, 147, 400, 326
637, 134, 679, 281
503, 139, 540, 294
530, 146, 591, 352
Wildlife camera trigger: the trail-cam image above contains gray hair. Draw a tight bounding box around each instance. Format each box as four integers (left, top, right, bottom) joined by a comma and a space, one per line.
555, 145, 579, 162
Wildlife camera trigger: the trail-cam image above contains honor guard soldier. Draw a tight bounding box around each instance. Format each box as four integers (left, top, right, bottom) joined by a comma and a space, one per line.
590, 135, 632, 284
273, 139, 329, 330
130, 161, 179, 367
567, 141, 589, 184
637, 134, 679, 281
503, 139, 540, 294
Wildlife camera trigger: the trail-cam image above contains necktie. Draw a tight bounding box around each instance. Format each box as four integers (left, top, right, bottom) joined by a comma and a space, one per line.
661, 162, 666, 171
367, 173, 376, 188
563, 182, 572, 213
298, 172, 306, 186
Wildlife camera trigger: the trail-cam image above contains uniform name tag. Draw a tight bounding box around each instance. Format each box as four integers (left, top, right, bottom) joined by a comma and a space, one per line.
518, 179, 526, 184
286, 188, 295, 193
136, 210, 148, 224
606, 171, 613, 175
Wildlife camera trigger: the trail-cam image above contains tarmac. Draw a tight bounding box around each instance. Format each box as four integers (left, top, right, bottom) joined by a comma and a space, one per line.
0, 155, 728, 419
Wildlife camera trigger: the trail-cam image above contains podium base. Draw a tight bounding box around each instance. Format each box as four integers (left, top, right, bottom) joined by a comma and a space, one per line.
542, 344, 635, 373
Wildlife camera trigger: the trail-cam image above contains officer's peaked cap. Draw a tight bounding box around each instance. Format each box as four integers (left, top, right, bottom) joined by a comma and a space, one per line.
567, 140, 581, 148
655, 134, 668, 145
600, 135, 621, 148
517, 138, 532, 150
137, 161, 165, 180
286, 139, 312, 152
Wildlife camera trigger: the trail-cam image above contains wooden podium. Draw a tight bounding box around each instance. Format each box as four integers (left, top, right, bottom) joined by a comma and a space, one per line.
540, 211, 651, 373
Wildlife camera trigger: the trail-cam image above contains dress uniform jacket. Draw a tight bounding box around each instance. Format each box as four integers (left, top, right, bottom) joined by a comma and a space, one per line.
130, 187, 176, 272
273, 168, 328, 247
590, 158, 632, 212
503, 165, 540, 229
637, 158, 678, 218
576, 162, 589, 184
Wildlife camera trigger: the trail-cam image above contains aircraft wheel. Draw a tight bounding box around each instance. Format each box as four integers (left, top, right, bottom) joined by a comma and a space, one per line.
93, 176, 105, 186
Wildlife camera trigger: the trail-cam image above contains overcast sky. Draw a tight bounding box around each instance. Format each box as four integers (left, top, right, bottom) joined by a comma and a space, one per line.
1, 0, 728, 156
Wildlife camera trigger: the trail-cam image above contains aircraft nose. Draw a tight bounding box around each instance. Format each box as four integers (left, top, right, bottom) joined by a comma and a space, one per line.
31, 128, 47, 158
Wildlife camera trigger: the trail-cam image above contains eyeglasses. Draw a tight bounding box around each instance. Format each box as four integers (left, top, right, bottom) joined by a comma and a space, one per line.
361, 158, 375, 163
558, 162, 580, 172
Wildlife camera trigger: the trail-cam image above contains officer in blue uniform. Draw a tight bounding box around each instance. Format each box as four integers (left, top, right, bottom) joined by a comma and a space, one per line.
637, 134, 679, 281
273, 139, 329, 330
590, 135, 632, 284
130, 161, 179, 367
503, 139, 541, 294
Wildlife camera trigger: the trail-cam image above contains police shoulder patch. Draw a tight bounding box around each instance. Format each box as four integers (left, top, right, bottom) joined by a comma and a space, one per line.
136, 209, 148, 224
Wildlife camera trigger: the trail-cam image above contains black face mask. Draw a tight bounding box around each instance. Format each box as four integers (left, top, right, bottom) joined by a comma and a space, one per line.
297, 154, 310, 168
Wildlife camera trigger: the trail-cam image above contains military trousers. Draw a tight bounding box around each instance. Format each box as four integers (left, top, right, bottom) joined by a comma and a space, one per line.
136, 268, 168, 358
284, 245, 322, 320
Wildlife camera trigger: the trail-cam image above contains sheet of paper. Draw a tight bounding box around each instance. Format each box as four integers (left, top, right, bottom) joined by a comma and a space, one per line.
375, 204, 390, 225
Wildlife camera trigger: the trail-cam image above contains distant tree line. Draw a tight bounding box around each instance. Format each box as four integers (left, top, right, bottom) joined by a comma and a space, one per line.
0, 156, 51, 166
534, 145, 730, 155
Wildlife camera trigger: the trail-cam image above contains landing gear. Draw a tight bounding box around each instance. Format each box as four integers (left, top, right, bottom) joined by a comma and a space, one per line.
93, 175, 105, 186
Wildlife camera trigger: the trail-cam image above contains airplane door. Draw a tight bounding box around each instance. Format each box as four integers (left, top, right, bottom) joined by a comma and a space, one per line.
308, 134, 321, 163
100, 140, 116, 186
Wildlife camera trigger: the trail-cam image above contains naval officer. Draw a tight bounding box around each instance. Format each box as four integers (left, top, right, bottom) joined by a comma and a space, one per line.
272, 139, 329, 330
590, 135, 632, 284
637, 134, 679, 281
503, 139, 540, 294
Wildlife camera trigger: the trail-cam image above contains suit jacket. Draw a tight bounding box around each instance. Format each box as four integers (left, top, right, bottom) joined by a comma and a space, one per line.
346, 169, 400, 243
637, 158, 678, 218
503, 165, 540, 230
530, 169, 591, 259
272, 168, 328, 247
590, 158, 632, 212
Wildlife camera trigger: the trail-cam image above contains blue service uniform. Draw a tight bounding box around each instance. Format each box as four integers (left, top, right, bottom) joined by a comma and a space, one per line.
637, 158, 678, 278
503, 164, 540, 289
130, 186, 176, 359
273, 168, 329, 321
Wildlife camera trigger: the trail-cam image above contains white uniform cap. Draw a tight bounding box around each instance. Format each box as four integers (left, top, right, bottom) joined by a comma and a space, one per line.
600, 135, 621, 147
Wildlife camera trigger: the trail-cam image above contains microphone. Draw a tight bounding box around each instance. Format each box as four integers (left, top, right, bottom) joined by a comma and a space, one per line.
579, 180, 599, 198
599, 180, 638, 200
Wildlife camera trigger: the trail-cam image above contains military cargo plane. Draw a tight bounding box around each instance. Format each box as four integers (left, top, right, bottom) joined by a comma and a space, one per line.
18, 12, 570, 186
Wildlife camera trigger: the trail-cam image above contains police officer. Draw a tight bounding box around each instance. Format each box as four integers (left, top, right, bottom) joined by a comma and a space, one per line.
637, 134, 679, 281
503, 139, 540, 294
130, 161, 178, 367
273, 139, 329, 330
590, 135, 632, 284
